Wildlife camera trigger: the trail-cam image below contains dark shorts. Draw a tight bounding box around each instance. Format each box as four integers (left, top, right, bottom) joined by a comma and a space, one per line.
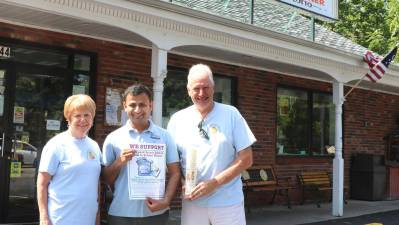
108, 210, 169, 225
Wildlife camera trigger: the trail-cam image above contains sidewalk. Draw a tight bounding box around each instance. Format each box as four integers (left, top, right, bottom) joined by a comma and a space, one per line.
167, 200, 399, 225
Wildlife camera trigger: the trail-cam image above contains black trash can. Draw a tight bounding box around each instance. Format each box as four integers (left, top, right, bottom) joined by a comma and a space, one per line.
350, 154, 386, 200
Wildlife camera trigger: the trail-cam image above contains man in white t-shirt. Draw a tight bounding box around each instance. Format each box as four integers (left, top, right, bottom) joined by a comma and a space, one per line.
167, 64, 256, 225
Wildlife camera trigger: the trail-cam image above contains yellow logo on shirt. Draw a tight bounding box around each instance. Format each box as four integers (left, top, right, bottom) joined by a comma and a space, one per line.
88, 151, 96, 160
210, 127, 217, 134
209, 124, 219, 135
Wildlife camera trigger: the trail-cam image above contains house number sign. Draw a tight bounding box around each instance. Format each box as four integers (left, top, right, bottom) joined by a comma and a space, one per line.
0, 46, 11, 58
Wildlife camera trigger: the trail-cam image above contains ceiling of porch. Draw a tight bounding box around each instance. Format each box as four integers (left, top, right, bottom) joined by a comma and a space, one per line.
171, 45, 332, 81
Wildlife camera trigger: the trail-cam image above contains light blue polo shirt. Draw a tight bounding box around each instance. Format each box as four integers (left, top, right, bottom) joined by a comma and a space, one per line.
102, 120, 179, 217
39, 131, 101, 225
167, 102, 256, 208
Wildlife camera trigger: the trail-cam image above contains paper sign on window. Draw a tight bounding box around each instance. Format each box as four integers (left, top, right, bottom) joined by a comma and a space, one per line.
10, 162, 22, 178
21, 133, 29, 143
13, 106, 25, 124
46, 120, 61, 131
105, 88, 123, 126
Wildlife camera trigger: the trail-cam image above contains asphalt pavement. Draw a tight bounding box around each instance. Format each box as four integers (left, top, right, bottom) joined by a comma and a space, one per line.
299, 210, 399, 225
167, 199, 399, 225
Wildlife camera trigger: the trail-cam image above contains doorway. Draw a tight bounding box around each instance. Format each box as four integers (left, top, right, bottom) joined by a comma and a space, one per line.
0, 63, 71, 223
0, 42, 95, 224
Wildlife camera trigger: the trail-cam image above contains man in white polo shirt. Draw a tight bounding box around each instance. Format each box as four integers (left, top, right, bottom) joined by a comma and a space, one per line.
167, 64, 256, 225
102, 84, 180, 225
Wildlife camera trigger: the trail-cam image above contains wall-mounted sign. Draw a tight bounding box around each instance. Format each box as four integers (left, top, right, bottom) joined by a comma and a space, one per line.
277, 0, 338, 20
0, 46, 11, 58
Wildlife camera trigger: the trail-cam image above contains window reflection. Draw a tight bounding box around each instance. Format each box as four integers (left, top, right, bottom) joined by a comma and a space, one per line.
74, 54, 91, 71
277, 88, 309, 155
277, 87, 335, 156
311, 93, 335, 156
7, 47, 68, 68
73, 74, 90, 94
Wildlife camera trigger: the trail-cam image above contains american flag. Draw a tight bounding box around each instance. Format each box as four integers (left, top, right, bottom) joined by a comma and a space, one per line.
363, 50, 380, 68
364, 46, 398, 82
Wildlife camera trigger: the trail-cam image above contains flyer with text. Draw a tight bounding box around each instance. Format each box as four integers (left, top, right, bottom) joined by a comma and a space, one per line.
127, 143, 166, 200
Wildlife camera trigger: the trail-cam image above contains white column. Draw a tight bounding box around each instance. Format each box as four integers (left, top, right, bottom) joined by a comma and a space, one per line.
151, 45, 168, 126
332, 81, 344, 216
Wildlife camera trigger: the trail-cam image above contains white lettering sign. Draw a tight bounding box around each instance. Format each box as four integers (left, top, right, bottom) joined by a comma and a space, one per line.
278, 0, 338, 20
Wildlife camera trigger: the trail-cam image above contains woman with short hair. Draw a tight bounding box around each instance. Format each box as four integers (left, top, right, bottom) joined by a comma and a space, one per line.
37, 94, 101, 225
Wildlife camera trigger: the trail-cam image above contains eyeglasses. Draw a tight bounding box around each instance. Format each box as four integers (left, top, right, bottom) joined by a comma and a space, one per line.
198, 119, 209, 140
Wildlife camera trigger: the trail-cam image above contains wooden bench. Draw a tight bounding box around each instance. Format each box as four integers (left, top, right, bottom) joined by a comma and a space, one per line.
241, 165, 294, 212
297, 171, 348, 207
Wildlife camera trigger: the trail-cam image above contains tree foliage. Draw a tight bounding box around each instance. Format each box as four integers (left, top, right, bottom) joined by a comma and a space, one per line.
323, 0, 399, 57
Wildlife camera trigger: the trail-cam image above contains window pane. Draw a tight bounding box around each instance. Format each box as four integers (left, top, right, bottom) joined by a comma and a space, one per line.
162, 70, 234, 128
311, 93, 335, 156
214, 76, 232, 104
162, 70, 192, 128
74, 54, 91, 71
73, 73, 90, 94
6, 46, 68, 68
277, 88, 309, 156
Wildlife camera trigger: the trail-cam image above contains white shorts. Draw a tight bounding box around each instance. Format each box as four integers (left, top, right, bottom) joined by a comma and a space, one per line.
181, 200, 246, 225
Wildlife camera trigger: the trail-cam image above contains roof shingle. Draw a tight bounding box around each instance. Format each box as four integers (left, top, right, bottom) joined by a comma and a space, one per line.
169, 0, 368, 56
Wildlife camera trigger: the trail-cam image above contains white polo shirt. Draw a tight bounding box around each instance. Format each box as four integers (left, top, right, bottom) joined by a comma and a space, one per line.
102, 120, 179, 217
167, 102, 256, 207
39, 131, 101, 225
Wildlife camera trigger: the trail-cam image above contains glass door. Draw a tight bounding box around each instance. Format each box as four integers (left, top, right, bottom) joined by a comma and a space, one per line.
0, 64, 71, 223
0, 64, 15, 223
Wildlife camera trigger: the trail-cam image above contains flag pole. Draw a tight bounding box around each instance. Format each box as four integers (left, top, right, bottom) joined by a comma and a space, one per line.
344, 73, 367, 99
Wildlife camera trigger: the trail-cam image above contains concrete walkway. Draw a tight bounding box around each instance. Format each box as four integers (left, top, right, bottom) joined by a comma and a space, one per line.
167, 200, 399, 225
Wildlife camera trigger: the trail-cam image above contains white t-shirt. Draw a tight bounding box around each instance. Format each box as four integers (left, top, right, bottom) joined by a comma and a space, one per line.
102, 120, 179, 217
39, 131, 101, 225
167, 102, 256, 207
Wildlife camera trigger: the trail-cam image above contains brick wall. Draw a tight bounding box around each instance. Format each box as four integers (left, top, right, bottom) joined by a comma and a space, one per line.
2, 22, 399, 205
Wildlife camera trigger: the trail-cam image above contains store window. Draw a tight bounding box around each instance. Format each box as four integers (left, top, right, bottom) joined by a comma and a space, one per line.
74, 54, 91, 71
73, 74, 91, 95
6, 46, 68, 68
72, 54, 93, 95
162, 68, 235, 127
277, 86, 335, 156
0, 40, 96, 143
0, 40, 96, 223
1, 45, 94, 97
311, 92, 336, 156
